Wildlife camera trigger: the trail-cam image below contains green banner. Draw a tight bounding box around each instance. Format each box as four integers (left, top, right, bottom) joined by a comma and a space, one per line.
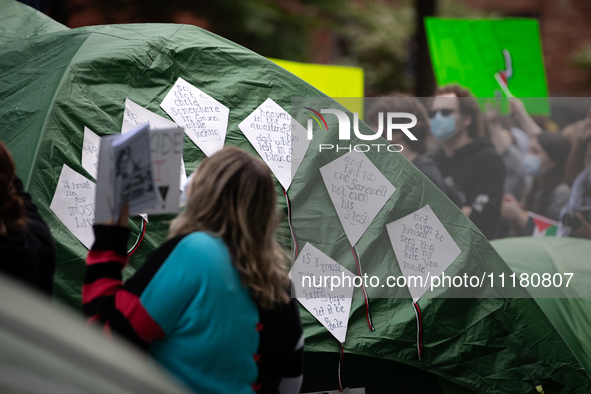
425, 18, 550, 114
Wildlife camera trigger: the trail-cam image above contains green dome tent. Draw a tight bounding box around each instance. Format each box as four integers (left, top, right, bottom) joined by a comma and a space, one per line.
1, 1, 589, 393
492, 237, 591, 376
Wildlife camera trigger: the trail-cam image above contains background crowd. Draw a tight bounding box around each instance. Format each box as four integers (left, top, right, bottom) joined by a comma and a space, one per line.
2, 0, 591, 393
367, 89, 591, 241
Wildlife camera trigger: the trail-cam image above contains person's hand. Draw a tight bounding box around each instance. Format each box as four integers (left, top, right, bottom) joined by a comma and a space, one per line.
580, 107, 591, 142
99, 204, 129, 227
484, 104, 512, 154
461, 206, 473, 217
570, 212, 591, 239
484, 104, 502, 130
509, 98, 527, 118
501, 194, 528, 229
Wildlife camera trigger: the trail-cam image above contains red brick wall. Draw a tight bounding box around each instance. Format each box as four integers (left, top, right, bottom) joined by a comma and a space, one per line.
456, 0, 591, 95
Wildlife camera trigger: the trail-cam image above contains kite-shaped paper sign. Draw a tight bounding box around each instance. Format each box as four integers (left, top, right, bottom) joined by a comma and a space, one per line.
122, 98, 187, 189
386, 205, 461, 302
290, 243, 355, 343
81, 126, 101, 180
160, 77, 229, 157
320, 151, 395, 246
238, 98, 309, 190
50, 164, 96, 249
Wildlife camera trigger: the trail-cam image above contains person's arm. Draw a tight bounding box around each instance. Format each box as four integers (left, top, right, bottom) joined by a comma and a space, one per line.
510, 98, 542, 138
501, 193, 529, 232
83, 223, 166, 349
570, 213, 591, 239
84, 204, 197, 350
484, 107, 513, 155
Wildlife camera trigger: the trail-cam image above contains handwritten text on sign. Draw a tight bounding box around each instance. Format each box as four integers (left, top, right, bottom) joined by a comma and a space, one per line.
290, 243, 355, 343
238, 98, 309, 190
50, 164, 96, 249
386, 205, 461, 302
320, 151, 395, 246
160, 77, 229, 157
81, 126, 101, 180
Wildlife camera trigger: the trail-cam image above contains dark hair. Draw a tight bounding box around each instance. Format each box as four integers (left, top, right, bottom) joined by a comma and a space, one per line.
525, 133, 571, 213
0, 142, 26, 235
365, 94, 429, 154
115, 146, 131, 176
434, 85, 486, 139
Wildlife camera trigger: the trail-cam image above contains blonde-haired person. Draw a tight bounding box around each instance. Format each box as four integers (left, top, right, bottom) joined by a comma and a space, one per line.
83, 147, 303, 394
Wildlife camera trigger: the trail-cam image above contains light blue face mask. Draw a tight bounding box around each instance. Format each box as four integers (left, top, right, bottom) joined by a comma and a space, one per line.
522, 153, 542, 176
430, 111, 458, 142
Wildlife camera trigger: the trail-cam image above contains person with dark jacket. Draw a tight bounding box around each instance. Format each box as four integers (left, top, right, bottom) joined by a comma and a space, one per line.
429, 86, 506, 239
0, 142, 56, 295
366, 94, 448, 195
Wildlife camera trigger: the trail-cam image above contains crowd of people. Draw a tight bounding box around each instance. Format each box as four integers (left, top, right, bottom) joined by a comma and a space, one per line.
367, 86, 591, 241
1, 84, 591, 393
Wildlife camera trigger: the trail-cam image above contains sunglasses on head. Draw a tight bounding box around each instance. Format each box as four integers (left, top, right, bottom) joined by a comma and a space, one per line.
428, 109, 455, 118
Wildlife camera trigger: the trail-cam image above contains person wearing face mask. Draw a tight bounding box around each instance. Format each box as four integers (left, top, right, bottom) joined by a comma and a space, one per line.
501, 133, 571, 234
366, 94, 447, 195
429, 85, 506, 240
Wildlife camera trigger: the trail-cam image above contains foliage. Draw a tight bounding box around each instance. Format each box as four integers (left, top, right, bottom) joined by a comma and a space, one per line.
571, 43, 591, 69
83, 0, 342, 62
54, 0, 493, 94
335, 0, 495, 95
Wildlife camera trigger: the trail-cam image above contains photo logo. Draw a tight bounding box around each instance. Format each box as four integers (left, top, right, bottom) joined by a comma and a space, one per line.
305, 108, 418, 141
304, 107, 328, 133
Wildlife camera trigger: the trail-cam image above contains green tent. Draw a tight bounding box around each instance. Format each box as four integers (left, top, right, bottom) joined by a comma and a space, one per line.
492, 237, 591, 376
1, 1, 589, 393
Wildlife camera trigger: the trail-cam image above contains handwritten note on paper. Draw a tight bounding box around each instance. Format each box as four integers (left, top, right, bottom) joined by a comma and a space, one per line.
160, 77, 229, 157
50, 164, 96, 249
319, 151, 395, 246
238, 98, 309, 190
122, 98, 187, 190
81, 127, 101, 180
122, 98, 178, 132
386, 205, 461, 302
290, 243, 355, 344
141, 128, 184, 215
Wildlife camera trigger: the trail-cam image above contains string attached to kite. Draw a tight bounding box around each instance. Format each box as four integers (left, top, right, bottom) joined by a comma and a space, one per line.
337, 343, 344, 392
127, 218, 147, 256
412, 301, 424, 361
283, 189, 300, 260
351, 245, 375, 331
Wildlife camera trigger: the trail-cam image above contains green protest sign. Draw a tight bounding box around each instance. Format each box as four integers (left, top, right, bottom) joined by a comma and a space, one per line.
425, 18, 550, 114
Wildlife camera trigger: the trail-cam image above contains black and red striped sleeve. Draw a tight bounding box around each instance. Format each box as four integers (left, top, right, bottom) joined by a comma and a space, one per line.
83, 225, 184, 350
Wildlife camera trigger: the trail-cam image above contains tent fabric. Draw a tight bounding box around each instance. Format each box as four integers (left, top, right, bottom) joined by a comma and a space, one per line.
0, 274, 194, 394
0, 1, 589, 393
492, 237, 591, 375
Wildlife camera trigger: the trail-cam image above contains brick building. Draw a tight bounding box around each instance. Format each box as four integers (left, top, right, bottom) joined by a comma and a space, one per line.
456, 0, 591, 95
